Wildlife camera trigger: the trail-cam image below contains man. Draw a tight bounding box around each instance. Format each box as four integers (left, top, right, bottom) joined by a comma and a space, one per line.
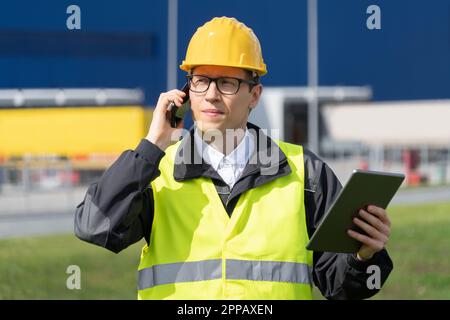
75, 17, 393, 300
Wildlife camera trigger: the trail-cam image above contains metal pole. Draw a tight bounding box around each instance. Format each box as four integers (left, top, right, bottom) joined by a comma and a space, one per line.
167, 0, 178, 90
307, 0, 319, 154
23, 158, 30, 212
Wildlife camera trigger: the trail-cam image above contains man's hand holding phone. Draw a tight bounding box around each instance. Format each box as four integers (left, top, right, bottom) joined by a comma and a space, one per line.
145, 86, 188, 151
168, 83, 190, 128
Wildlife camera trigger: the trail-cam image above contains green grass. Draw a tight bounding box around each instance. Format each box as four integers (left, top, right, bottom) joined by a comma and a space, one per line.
1, 202, 449, 299
0, 235, 144, 299
373, 201, 450, 300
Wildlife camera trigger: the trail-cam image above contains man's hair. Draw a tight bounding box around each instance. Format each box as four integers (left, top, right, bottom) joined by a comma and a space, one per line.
245, 70, 260, 92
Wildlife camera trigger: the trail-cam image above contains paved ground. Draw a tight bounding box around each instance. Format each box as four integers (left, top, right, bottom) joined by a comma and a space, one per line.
0, 186, 86, 216
0, 185, 449, 239
391, 185, 450, 205
0, 185, 84, 239
0, 212, 74, 239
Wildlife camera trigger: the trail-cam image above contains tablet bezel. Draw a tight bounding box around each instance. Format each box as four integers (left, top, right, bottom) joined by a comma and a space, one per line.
306, 169, 405, 253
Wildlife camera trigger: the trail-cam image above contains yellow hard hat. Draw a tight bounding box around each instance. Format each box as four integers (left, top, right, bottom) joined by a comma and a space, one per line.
180, 17, 267, 76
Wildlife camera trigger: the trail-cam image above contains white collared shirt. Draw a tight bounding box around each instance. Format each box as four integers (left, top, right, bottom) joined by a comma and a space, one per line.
194, 128, 254, 189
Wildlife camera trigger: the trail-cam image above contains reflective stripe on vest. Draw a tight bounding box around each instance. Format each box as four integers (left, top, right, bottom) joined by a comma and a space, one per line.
138, 259, 312, 290
138, 259, 222, 290
226, 259, 313, 285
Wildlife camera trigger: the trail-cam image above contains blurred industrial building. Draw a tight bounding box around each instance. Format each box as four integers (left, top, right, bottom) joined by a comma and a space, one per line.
1, 0, 450, 217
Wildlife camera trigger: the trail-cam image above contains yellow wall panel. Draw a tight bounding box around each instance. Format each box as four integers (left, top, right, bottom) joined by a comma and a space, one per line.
0, 106, 152, 157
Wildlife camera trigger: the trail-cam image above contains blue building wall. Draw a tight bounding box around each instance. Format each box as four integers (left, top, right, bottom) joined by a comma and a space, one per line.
318, 0, 450, 100
0, 0, 449, 105
0, 0, 167, 105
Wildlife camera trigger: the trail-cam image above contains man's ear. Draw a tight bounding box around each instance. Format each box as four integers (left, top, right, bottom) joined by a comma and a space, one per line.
249, 84, 263, 110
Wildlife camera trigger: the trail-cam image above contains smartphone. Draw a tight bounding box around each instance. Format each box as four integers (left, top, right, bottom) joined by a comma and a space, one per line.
168, 82, 190, 128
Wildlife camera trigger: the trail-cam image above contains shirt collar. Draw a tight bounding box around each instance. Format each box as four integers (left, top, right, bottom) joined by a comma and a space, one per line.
193, 127, 254, 171
173, 122, 289, 182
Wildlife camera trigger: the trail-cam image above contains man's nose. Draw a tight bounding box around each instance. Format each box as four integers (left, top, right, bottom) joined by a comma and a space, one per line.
205, 80, 221, 101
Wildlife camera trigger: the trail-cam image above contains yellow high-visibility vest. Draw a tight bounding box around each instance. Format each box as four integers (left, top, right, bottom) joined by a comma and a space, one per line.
137, 139, 313, 299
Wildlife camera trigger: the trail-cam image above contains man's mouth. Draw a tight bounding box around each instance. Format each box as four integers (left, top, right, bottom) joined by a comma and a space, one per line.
202, 109, 224, 116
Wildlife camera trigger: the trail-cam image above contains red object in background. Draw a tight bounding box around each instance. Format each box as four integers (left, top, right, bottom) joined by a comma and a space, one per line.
402, 149, 423, 186
72, 154, 89, 161
406, 172, 422, 186
403, 149, 420, 171
59, 171, 80, 185
358, 160, 369, 170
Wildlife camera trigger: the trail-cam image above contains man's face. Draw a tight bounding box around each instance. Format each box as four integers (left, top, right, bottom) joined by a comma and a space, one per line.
189, 65, 262, 134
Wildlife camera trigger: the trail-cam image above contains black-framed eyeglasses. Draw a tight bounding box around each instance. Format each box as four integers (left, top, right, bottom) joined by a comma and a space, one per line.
186, 74, 258, 95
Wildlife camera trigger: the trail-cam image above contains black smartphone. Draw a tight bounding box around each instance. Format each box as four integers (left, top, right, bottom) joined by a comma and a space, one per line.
168, 82, 190, 128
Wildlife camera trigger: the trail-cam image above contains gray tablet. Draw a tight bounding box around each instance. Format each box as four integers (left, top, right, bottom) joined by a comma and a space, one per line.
306, 169, 405, 253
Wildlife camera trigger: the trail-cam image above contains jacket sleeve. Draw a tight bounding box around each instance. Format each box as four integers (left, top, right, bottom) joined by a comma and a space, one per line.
74, 139, 165, 253
303, 148, 394, 300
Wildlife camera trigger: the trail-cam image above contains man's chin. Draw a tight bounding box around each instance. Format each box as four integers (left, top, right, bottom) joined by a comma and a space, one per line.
194, 120, 225, 133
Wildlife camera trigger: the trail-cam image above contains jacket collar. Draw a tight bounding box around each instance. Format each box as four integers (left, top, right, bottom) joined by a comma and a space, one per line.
173, 122, 289, 182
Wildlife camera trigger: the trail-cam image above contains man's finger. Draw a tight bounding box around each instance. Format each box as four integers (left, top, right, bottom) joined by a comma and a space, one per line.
367, 205, 391, 226
359, 209, 390, 236
347, 229, 385, 252
353, 217, 388, 243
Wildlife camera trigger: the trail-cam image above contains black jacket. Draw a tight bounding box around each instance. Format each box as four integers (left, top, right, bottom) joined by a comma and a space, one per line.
75, 122, 393, 300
